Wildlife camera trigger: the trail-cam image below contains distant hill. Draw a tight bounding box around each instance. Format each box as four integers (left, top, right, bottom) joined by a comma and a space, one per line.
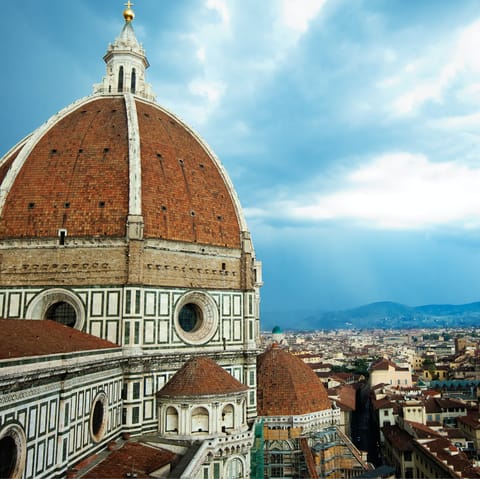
261, 301, 480, 331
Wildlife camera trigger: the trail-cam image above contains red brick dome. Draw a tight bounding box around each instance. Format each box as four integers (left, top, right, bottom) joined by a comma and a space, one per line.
257, 346, 331, 416
157, 356, 248, 397
0, 95, 243, 248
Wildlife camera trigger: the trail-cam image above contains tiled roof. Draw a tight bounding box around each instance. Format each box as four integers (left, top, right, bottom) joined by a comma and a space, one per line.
157, 356, 248, 397
0, 97, 241, 248
425, 397, 467, 414
405, 421, 442, 439
414, 436, 480, 478
0, 320, 119, 359
82, 442, 177, 478
370, 358, 408, 372
382, 424, 414, 452
444, 427, 468, 440
329, 384, 356, 412
458, 411, 480, 430
372, 397, 398, 411
257, 345, 331, 416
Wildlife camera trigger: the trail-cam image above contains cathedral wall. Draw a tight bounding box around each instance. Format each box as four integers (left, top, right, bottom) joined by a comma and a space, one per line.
0, 241, 253, 290
141, 247, 243, 289
0, 243, 128, 286
121, 352, 258, 435
0, 364, 122, 479
0, 285, 257, 350
0, 283, 260, 431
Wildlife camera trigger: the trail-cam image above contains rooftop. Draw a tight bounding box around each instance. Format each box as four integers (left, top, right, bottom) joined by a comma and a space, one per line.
157, 356, 248, 397
0, 320, 119, 360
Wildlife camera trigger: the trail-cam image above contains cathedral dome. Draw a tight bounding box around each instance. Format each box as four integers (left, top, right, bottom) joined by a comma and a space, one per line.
158, 356, 248, 398
0, 12, 245, 249
257, 345, 331, 416
0, 96, 243, 247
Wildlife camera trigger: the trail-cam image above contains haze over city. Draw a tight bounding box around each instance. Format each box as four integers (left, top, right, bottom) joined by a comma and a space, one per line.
3, 0, 480, 322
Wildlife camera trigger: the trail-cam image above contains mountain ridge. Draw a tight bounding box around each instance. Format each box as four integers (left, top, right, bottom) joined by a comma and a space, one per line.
261, 301, 480, 331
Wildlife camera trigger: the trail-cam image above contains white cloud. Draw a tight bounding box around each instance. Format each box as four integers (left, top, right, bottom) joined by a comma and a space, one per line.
206, 0, 231, 28
189, 79, 226, 104
196, 45, 206, 63
281, 0, 327, 34
388, 19, 480, 116
248, 153, 480, 230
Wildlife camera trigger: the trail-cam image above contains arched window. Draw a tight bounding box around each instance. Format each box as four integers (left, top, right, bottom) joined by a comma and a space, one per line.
90, 392, 108, 443
118, 66, 124, 93
222, 404, 234, 431
131, 68, 136, 94
191, 407, 209, 434
226, 458, 243, 479
166, 407, 178, 433
0, 436, 17, 478
0, 424, 26, 479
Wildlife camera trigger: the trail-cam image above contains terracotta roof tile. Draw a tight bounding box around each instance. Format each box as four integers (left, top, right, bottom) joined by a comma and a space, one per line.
137, 101, 241, 247
405, 421, 442, 439
458, 411, 480, 430
370, 358, 408, 372
82, 442, 177, 479
157, 356, 248, 397
257, 345, 331, 416
0, 319, 120, 360
382, 424, 414, 452
0, 97, 241, 248
0, 98, 129, 238
415, 436, 480, 477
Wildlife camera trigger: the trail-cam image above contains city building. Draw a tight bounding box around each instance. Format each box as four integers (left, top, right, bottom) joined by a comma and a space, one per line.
369, 358, 412, 389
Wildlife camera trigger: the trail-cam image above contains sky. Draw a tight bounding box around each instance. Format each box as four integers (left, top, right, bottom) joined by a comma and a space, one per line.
3, 1, 480, 320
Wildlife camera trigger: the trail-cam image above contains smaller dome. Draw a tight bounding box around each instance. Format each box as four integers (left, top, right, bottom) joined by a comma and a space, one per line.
157, 356, 248, 397
272, 325, 282, 334
257, 346, 331, 416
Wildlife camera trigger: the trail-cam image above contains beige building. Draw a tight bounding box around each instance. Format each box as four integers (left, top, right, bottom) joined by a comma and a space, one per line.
369, 358, 412, 389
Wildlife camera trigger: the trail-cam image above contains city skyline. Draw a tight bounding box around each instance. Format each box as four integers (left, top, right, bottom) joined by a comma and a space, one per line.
2, 1, 480, 319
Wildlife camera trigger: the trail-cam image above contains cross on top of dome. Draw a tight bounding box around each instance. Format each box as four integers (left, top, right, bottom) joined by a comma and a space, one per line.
123, 1, 135, 22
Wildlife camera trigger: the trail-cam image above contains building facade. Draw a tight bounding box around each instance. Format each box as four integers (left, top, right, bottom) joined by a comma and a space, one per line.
0, 4, 261, 478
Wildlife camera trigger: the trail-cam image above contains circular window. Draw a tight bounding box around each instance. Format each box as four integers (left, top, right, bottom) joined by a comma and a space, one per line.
26, 288, 85, 330
179, 303, 203, 332
90, 393, 108, 443
0, 424, 26, 479
174, 292, 218, 345
45, 301, 77, 327
0, 436, 16, 478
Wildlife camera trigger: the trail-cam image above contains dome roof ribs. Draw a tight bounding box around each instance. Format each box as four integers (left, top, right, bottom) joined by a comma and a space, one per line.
125, 93, 144, 240
0, 7, 255, 253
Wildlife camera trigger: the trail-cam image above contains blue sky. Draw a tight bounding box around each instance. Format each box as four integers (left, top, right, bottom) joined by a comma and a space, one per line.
3, 1, 480, 319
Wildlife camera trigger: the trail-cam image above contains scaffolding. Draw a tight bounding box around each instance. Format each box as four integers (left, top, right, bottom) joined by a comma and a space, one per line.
250, 420, 265, 479
251, 425, 368, 479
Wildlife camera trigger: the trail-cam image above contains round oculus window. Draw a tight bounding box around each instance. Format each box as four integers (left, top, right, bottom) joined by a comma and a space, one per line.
26, 288, 85, 330
179, 303, 203, 333
0, 424, 26, 479
90, 393, 108, 443
175, 292, 218, 345
45, 301, 77, 327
